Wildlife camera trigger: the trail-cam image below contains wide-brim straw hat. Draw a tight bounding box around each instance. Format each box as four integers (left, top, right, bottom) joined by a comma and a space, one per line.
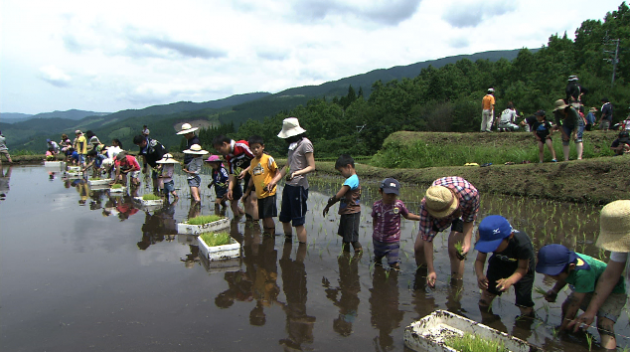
277, 117, 306, 139
156, 153, 179, 164
424, 185, 459, 218
183, 144, 208, 155
596, 200, 630, 252
553, 99, 569, 112
176, 123, 199, 135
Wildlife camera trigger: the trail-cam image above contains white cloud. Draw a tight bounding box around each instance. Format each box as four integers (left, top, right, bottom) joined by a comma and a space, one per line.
39, 65, 72, 87
442, 0, 516, 28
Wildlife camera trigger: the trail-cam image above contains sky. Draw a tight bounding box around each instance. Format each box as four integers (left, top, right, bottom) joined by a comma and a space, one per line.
0, 0, 623, 115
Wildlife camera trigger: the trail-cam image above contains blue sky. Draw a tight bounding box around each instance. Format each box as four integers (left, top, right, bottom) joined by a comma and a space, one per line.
0, 0, 623, 114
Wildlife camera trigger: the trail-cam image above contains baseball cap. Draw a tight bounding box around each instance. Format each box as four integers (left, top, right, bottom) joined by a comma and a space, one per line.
534, 110, 546, 117
536, 244, 578, 276
474, 215, 513, 253
46, 139, 51, 143
380, 178, 400, 195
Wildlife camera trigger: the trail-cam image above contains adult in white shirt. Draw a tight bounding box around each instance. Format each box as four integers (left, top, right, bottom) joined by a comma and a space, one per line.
568, 200, 629, 338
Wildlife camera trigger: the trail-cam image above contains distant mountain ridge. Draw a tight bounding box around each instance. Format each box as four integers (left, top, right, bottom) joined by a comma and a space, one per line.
31, 109, 110, 121
1, 112, 34, 124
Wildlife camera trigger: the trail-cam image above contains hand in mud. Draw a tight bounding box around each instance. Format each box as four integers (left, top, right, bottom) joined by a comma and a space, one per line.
323, 205, 331, 217
477, 275, 489, 290
495, 278, 512, 292
426, 271, 437, 288
545, 290, 558, 303
568, 312, 595, 332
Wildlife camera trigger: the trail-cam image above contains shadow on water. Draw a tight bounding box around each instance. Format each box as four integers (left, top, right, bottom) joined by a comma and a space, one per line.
0, 166, 628, 352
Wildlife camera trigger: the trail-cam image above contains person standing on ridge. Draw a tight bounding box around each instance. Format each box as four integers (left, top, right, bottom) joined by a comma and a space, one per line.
481, 88, 495, 132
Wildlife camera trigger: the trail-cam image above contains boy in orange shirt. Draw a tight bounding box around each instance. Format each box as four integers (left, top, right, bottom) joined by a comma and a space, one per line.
246, 135, 279, 235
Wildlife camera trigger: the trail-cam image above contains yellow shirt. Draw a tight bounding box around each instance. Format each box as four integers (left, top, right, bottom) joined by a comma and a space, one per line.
75, 135, 87, 154
482, 94, 495, 110
248, 154, 278, 198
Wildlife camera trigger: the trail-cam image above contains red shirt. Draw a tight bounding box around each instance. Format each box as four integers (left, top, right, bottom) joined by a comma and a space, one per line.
224, 140, 254, 175
115, 155, 141, 172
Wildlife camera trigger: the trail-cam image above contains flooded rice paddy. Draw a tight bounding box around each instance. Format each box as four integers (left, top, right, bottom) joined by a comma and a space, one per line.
0, 165, 628, 351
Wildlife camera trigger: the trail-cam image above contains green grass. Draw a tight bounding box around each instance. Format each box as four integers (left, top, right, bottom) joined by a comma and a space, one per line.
187, 214, 224, 225
199, 232, 231, 247
142, 194, 161, 201
111, 184, 123, 189
89, 177, 100, 181
445, 333, 508, 352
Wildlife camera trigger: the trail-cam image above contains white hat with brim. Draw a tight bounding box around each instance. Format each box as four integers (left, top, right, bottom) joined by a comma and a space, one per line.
183, 144, 208, 155
424, 185, 460, 219
596, 200, 630, 252
156, 153, 180, 164
553, 99, 569, 112
277, 117, 306, 139
176, 123, 199, 135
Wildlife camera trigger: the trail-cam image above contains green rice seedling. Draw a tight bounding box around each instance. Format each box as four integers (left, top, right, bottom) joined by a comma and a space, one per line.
444, 333, 508, 352
111, 184, 123, 189
454, 241, 464, 259
534, 286, 547, 298
187, 214, 224, 225
199, 232, 231, 247
142, 194, 161, 201
89, 177, 100, 180
585, 333, 592, 351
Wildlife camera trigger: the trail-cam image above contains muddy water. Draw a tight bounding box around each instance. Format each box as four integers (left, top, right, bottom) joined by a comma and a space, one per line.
1, 165, 628, 352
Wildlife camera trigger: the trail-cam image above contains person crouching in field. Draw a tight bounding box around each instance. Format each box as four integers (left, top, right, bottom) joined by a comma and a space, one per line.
323, 154, 363, 253
371, 178, 420, 271
475, 215, 535, 319
111, 151, 141, 187
205, 155, 230, 213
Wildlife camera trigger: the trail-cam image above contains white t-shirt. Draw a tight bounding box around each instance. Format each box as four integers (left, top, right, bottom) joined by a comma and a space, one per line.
500, 109, 517, 124
106, 146, 122, 159
610, 251, 630, 292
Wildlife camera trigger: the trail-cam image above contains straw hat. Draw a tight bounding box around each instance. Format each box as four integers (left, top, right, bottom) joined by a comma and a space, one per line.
156, 153, 179, 164
589, 107, 598, 113
176, 123, 199, 135
424, 185, 459, 218
277, 117, 306, 139
183, 144, 208, 155
553, 99, 569, 112
596, 200, 630, 252
115, 151, 127, 161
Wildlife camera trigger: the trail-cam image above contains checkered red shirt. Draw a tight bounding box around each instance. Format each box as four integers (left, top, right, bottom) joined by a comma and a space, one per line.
418, 176, 479, 242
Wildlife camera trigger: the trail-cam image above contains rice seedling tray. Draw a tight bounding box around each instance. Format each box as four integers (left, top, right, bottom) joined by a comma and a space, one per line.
88, 178, 113, 186
67, 166, 81, 172
133, 197, 163, 207
177, 217, 229, 235
64, 171, 83, 178
109, 186, 125, 193
196, 234, 240, 262
44, 161, 65, 170
404, 310, 542, 352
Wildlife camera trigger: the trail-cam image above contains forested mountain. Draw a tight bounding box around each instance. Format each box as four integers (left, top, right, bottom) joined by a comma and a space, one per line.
0, 113, 34, 124
30, 109, 110, 121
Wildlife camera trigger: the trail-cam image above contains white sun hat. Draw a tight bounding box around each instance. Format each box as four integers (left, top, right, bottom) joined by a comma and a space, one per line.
156, 153, 180, 164
183, 144, 208, 155
277, 117, 306, 139
176, 123, 199, 135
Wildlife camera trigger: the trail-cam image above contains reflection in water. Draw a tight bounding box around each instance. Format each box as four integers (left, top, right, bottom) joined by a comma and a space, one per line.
215, 270, 253, 309
137, 199, 178, 250
412, 268, 438, 322
445, 279, 464, 316
279, 242, 315, 350
323, 251, 362, 337
116, 195, 139, 221
0, 166, 11, 200
250, 236, 279, 326
369, 267, 404, 350
71, 179, 89, 205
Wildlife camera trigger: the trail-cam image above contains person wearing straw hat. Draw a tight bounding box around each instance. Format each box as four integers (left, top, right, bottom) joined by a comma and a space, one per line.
156, 153, 179, 199
182, 144, 208, 202
413, 176, 480, 288
568, 200, 630, 349
552, 99, 583, 161
267, 117, 315, 244
177, 123, 200, 166
585, 107, 597, 131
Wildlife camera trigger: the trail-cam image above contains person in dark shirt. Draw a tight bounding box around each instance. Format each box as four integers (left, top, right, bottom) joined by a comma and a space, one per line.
599, 98, 614, 131
531, 110, 557, 162
565, 75, 588, 105
553, 99, 583, 161
475, 215, 536, 318
610, 131, 630, 156
177, 123, 200, 165
133, 135, 167, 191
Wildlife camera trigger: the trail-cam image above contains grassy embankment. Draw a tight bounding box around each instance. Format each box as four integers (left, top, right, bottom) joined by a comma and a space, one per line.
312, 131, 629, 205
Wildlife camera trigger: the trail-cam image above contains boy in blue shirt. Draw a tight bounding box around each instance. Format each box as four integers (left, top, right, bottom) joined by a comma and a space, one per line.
323, 154, 362, 253
474, 215, 536, 318
537, 244, 626, 350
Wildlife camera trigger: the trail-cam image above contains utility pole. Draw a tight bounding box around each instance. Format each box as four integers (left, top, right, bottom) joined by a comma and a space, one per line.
603, 32, 621, 88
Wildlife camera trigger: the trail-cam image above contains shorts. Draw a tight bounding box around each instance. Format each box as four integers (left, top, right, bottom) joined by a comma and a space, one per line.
231, 181, 243, 201
163, 180, 175, 193
128, 171, 140, 179
338, 212, 360, 243
576, 117, 585, 142
561, 126, 579, 146
373, 240, 400, 266
575, 291, 627, 323
486, 264, 535, 308
279, 184, 308, 227
258, 195, 277, 219
188, 175, 201, 188
215, 186, 228, 199
600, 120, 611, 130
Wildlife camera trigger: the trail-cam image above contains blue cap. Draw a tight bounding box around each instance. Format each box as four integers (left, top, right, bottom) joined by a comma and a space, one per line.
536, 244, 578, 276
380, 178, 400, 195
46, 139, 51, 143
474, 215, 513, 253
